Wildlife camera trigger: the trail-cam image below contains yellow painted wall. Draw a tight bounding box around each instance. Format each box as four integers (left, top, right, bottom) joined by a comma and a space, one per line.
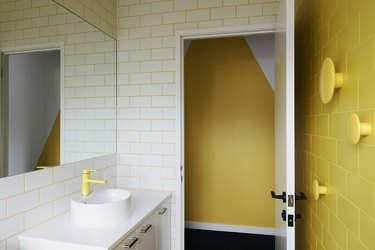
296, 0, 375, 249
37, 112, 60, 167
53, 0, 117, 38
184, 37, 275, 228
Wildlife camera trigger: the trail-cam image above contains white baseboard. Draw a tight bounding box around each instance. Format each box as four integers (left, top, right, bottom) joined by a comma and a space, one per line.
185, 221, 275, 236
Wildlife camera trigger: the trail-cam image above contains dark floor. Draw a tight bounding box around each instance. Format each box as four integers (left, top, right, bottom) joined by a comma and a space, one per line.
185, 228, 275, 250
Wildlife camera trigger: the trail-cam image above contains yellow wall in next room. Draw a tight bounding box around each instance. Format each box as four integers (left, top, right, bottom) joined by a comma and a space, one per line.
184, 37, 275, 228
296, 0, 375, 249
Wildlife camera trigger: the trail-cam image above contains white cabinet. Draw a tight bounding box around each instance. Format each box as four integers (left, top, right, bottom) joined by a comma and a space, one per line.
113, 198, 170, 250
156, 200, 170, 250
137, 213, 157, 250
114, 232, 139, 250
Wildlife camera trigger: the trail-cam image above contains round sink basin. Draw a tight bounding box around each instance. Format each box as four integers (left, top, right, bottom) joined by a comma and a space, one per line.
71, 189, 132, 228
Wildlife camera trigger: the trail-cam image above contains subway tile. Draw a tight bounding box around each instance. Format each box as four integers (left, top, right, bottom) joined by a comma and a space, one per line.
53, 164, 75, 183
347, 173, 374, 217
236, 4, 262, 17
162, 12, 185, 24
0, 214, 23, 241
7, 191, 39, 217
141, 131, 163, 142
24, 203, 53, 229
359, 211, 375, 249
0, 200, 5, 220
0, 175, 25, 200
152, 120, 175, 131
359, 144, 375, 182
348, 231, 367, 250
25, 169, 52, 191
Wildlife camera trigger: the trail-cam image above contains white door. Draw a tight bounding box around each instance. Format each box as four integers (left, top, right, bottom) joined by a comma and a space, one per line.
274, 0, 295, 249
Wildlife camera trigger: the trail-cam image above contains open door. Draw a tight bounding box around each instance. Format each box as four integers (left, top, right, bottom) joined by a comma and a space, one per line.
273, 0, 295, 249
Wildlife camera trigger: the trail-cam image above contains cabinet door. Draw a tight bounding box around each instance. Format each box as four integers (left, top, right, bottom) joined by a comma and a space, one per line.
157, 199, 171, 250
114, 232, 139, 250
137, 213, 157, 250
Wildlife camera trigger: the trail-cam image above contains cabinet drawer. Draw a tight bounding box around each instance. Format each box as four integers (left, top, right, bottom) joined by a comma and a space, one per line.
114, 233, 138, 250
136, 213, 157, 250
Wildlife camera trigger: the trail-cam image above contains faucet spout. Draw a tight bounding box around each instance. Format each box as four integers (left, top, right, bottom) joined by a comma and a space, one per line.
81, 169, 107, 196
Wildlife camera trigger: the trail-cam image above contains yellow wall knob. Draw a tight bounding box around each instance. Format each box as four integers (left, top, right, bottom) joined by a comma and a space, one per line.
346, 113, 372, 144
313, 179, 327, 200
319, 57, 343, 104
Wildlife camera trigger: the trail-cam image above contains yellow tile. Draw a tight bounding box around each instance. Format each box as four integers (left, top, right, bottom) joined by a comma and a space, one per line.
322, 36, 338, 61
305, 135, 312, 151
322, 138, 337, 163
323, 227, 337, 250
308, 77, 317, 98
312, 136, 323, 156
312, 51, 322, 77
329, 0, 348, 38
330, 164, 348, 195
347, 38, 374, 79
330, 214, 348, 250
337, 140, 358, 173
338, 8, 359, 56
337, 79, 358, 112
348, 231, 367, 250
322, 93, 337, 114
317, 201, 330, 226
359, 72, 375, 109
320, 0, 338, 23
359, 144, 375, 182
338, 195, 359, 236
312, 95, 322, 115
329, 114, 347, 141
309, 116, 317, 135
359, 211, 375, 249
348, 172, 374, 217
312, 213, 323, 241
322, 188, 337, 215
358, 0, 375, 41
317, 115, 329, 137
316, 158, 329, 183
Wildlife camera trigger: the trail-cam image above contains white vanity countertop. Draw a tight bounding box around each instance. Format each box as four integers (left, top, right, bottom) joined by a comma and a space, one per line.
19, 189, 171, 250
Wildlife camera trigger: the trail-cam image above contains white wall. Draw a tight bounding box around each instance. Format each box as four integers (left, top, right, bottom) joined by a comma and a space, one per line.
8, 51, 60, 176
245, 33, 275, 91
116, 1, 280, 248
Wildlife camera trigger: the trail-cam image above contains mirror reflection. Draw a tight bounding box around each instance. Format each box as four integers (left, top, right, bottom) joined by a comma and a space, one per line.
0, 0, 117, 177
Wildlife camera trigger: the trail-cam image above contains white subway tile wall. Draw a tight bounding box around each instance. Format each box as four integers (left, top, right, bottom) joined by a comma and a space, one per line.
0, 153, 116, 248
0, 0, 117, 163
53, 0, 117, 39
116, 1, 279, 248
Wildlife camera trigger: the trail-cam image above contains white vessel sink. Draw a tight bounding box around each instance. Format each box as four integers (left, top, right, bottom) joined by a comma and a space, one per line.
71, 189, 132, 228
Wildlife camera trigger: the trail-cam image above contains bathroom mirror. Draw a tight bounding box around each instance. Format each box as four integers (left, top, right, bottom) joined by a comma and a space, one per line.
0, 0, 116, 177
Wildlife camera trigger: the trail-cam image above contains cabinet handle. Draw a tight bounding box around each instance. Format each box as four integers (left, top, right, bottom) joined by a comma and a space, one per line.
140, 224, 152, 233
123, 237, 138, 248
159, 207, 167, 215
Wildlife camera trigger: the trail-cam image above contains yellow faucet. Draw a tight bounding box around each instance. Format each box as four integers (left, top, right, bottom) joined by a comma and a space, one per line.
81, 169, 107, 196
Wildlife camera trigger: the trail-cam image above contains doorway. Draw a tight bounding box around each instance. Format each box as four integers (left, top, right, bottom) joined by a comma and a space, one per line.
0, 49, 61, 177
183, 35, 275, 249
175, 24, 279, 250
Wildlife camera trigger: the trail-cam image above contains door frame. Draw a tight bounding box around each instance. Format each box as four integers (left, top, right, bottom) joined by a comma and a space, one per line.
176, 23, 276, 250
0, 42, 65, 165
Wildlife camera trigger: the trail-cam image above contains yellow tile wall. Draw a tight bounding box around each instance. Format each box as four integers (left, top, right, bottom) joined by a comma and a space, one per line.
116, 1, 280, 248
296, 0, 375, 249
53, 0, 117, 39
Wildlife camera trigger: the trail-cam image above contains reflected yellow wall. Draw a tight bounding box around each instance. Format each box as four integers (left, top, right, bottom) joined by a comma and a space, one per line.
296, 0, 375, 249
184, 37, 274, 228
